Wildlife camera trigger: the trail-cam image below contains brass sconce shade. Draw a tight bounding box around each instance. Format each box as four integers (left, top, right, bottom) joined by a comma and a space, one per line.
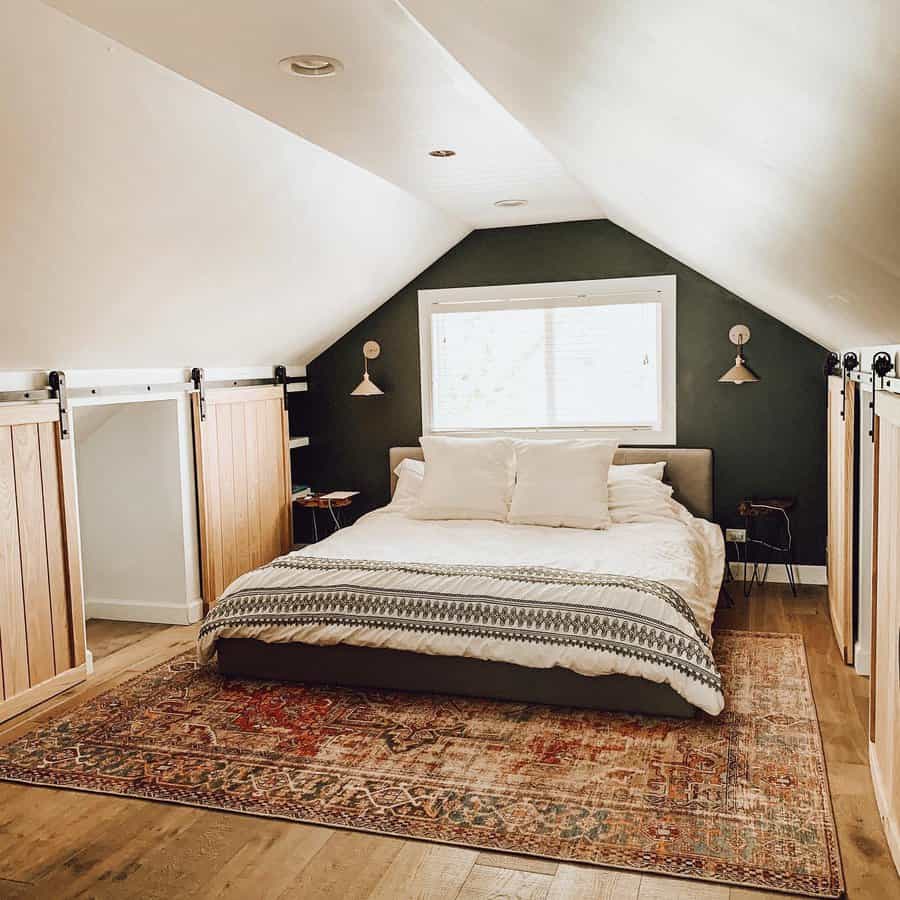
719, 325, 760, 384
351, 341, 384, 396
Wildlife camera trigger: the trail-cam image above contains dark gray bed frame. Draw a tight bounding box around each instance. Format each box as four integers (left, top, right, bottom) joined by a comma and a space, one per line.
216, 446, 715, 718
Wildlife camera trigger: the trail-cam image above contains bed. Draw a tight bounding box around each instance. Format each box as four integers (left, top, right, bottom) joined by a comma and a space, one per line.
200, 447, 725, 718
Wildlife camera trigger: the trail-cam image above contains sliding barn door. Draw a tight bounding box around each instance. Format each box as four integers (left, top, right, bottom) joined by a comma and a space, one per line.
193, 387, 291, 610
826, 375, 855, 664
0, 404, 87, 724
870, 392, 900, 860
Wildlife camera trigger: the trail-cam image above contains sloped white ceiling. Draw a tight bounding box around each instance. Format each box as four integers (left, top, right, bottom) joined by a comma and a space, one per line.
1, 0, 467, 369
9, 0, 899, 367
402, 0, 900, 349
42, 0, 601, 228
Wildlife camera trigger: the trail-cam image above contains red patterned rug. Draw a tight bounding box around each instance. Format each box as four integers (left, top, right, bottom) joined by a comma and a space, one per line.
0, 631, 842, 897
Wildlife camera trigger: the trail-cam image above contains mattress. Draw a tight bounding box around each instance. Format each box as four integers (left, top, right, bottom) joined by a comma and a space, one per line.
198, 492, 725, 715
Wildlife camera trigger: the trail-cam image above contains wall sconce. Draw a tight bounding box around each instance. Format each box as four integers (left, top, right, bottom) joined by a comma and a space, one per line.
350, 341, 384, 396
719, 325, 760, 384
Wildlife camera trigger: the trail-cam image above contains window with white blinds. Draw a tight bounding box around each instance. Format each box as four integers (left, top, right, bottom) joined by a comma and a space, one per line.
418, 276, 676, 443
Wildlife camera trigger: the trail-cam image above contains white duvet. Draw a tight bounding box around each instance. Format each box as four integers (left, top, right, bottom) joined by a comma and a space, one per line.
316, 495, 724, 637
199, 491, 726, 715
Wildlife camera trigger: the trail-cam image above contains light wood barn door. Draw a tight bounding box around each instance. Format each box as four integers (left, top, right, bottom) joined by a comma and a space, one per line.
870, 392, 900, 858
193, 386, 291, 611
826, 375, 855, 665
0, 404, 87, 724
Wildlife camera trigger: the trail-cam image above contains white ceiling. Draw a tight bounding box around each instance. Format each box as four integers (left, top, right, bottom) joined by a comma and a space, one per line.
401, 0, 900, 348
42, 0, 601, 229
13, 0, 900, 362
2, 0, 466, 369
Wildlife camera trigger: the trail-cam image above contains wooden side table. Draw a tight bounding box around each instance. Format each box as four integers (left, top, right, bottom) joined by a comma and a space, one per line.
294, 492, 356, 542
735, 497, 797, 597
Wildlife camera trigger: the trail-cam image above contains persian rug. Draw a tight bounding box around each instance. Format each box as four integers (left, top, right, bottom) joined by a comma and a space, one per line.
0, 631, 843, 897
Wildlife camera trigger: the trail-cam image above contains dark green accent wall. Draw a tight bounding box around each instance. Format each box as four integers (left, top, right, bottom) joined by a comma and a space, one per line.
294, 219, 827, 564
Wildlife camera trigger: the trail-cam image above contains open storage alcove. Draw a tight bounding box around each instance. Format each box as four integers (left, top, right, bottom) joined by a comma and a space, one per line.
0, 366, 306, 723
74, 399, 200, 625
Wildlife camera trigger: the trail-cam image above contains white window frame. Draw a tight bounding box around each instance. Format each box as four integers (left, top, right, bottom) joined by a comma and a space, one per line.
418, 275, 676, 444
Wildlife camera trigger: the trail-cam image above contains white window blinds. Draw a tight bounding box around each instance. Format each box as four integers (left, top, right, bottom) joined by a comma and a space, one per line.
428, 294, 663, 433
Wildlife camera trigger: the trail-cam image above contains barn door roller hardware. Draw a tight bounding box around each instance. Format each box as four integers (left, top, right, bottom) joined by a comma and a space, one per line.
48, 370, 70, 440
823, 351, 840, 378
841, 352, 859, 420
191, 367, 207, 421
869, 352, 895, 440
274, 365, 288, 410
1, 368, 307, 429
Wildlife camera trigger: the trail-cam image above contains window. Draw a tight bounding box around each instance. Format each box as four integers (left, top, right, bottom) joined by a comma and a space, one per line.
418, 276, 676, 443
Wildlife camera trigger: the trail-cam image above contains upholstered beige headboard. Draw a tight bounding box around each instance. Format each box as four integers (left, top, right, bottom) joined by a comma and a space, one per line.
389, 446, 715, 520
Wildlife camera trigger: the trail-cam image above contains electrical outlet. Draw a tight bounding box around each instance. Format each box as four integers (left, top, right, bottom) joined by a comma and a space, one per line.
725, 528, 747, 543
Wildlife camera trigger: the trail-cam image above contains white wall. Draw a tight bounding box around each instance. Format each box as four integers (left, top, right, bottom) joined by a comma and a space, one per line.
75, 400, 201, 624
0, 0, 467, 370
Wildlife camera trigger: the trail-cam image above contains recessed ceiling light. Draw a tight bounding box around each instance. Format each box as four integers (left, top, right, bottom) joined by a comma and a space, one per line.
278, 55, 343, 78
428, 149, 456, 158
493, 199, 528, 208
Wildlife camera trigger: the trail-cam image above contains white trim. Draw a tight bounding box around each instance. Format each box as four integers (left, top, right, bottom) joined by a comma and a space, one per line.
85, 649, 94, 675
728, 562, 827, 585
418, 276, 677, 444
853, 640, 871, 677
86, 595, 203, 625
0, 365, 306, 394
869, 742, 900, 875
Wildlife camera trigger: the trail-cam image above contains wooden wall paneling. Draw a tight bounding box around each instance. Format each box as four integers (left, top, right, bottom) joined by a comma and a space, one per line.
38, 422, 73, 674
870, 415, 880, 740
215, 401, 237, 591
0, 425, 28, 699
194, 386, 290, 610
827, 375, 855, 664
12, 424, 55, 686
871, 390, 900, 873
244, 401, 262, 569
229, 402, 250, 578
0, 404, 86, 724
281, 403, 292, 551
57, 422, 86, 669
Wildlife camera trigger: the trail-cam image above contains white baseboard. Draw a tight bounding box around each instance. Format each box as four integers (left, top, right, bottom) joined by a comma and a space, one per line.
854, 641, 871, 677
869, 743, 900, 875
86, 596, 203, 625
727, 562, 827, 586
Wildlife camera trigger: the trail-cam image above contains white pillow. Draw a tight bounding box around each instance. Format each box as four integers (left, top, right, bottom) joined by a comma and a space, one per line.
411, 436, 515, 521
609, 461, 666, 482
609, 476, 678, 523
390, 458, 425, 507
508, 439, 618, 529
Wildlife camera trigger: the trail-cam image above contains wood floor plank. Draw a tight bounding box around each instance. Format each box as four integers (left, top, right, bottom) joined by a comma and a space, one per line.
547, 864, 640, 899
638, 873, 729, 899
279, 830, 406, 900
85, 619, 170, 661
367, 842, 478, 899
476, 852, 558, 876
205, 822, 333, 899
457, 864, 553, 899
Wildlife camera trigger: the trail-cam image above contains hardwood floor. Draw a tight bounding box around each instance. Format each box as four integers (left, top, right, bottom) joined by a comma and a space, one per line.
0, 591, 897, 899
84, 618, 171, 661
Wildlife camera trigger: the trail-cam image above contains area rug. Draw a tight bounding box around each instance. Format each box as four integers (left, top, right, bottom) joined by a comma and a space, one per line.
0, 631, 843, 897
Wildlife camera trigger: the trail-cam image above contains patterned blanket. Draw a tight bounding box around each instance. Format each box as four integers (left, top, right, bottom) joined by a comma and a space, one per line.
198, 556, 724, 715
